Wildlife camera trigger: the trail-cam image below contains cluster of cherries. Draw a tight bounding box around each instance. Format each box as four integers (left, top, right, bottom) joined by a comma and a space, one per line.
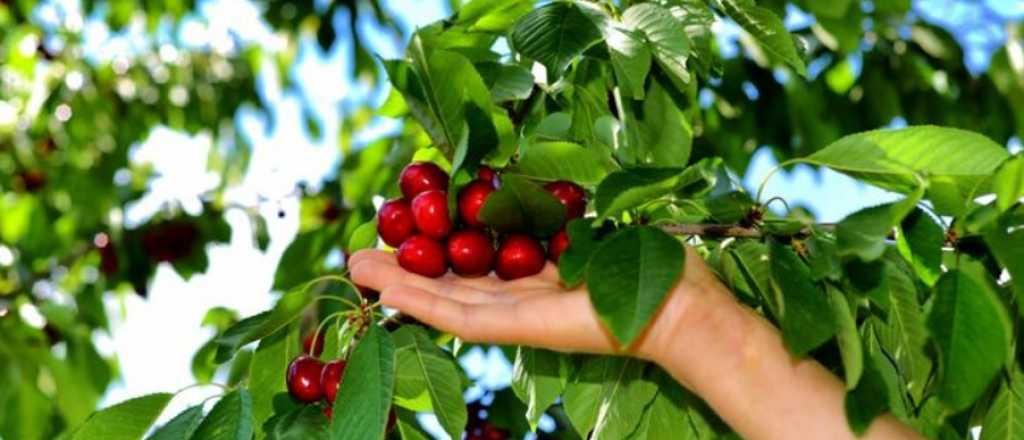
377, 162, 585, 279
286, 333, 396, 428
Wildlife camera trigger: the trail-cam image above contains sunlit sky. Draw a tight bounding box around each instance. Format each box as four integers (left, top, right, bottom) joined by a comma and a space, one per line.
32, 0, 1019, 437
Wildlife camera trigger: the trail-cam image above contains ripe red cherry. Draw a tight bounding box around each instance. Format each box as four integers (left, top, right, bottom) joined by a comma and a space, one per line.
287, 355, 325, 403
446, 229, 495, 277
397, 235, 448, 278
458, 180, 495, 228
377, 199, 416, 247
400, 162, 449, 200
320, 359, 347, 404
411, 190, 453, 239
544, 181, 587, 220
548, 229, 570, 263
302, 333, 325, 357
494, 234, 546, 280
477, 166, 498, 187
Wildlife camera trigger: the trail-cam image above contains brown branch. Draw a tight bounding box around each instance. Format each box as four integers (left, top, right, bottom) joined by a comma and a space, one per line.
659, 223, 836, 239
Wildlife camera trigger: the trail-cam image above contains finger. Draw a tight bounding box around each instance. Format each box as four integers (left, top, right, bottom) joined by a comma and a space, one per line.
351, 259, 505, 304
348, 249, 393, 269
351, 250, 558, 294
380, 285, 530, 345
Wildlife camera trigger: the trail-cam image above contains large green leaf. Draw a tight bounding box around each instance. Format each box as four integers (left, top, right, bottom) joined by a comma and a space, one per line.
621, 79, 693, 167
563, 357, 658, 438
457, 0, 533, 32
603, 22, 651, 100
586, 226, 684, 345
844, 348, 892, 435
927, 270, 1011, 412
391, 326, 466, 438
627, 368, 710, 440
895, 208, 944, 286
509, 2, 603, 76
622, 3, 692, 87
512, 347, 566, 430
72, 393, 172, 440
261, 404, 328, 440
836, 193, 920, 262
515, 141, 618, 185
595, 167, 683, 218
712, 0, 806, 75
982, 223, 1024, 317
249, 326, 299, 436
478, 174, 566, 237
191, 390, 254, 440
806, 126, 1009, 195
994, 155, 1023, 212
768, 240, 836, 356
872, 263, 931, 402
330, 323, 395, 440
828, 286, 863, 389
475, 62, 535, 102
980, 371, 1024, 440
558, 219, 603, 287
215, 282, 319, 363
147, 405, 204, 440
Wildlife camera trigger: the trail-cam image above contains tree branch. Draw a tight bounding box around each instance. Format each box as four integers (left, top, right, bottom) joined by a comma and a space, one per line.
659, 223, 836, 238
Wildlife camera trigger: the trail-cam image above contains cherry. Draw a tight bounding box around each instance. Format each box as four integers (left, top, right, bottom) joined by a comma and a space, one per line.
494, 234, 546, 280
377, 198, 417, 247
467, 421, 508, 440
287, 355, 325, 403
411, 190, 453, 239
447, 229, 495, 277
544, 181, 587, 220
323, 405, 333, 419
477, 166, 499, 187
320, 359, 347, 404
302, 333, 325, 357
141, 220, 199, 263
397, 235, 448, 278
458, 180, 495, 228
548, 229, 570, 263
400, 161, 449, 200
387, 408, 397, 433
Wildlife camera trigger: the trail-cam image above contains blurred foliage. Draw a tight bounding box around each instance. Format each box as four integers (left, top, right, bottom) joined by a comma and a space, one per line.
0, 0, 1021, 438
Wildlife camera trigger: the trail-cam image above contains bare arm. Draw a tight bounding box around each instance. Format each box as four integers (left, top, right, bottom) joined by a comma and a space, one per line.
349, 248, 922, 440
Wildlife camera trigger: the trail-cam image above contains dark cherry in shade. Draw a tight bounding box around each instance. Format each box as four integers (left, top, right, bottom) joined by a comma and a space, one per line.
323, 405, 333, 419
320, 359, 347, 404
458, 180, 495, 228
302, 333, 325, 357
399, 161, 449, 200
397, 235, 448, 278
477, 166, 498, 187
287, 355, 325, 403
548, 229, 570, 263
411, 190, 453, 239
377, 198, 417, 247
543, 181, 587, 220
494, 234, 546, 280
447, 229, 495, 277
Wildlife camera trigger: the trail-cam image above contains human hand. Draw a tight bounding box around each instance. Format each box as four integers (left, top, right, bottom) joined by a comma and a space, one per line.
348, 246, 733, 363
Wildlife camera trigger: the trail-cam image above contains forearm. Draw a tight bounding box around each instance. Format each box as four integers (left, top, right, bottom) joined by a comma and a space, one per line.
650, 281, 922, 440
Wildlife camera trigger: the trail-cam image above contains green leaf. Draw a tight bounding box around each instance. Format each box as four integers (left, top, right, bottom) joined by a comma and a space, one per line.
478, 174, 566, 237
712, 0, 806, 75
806, 126, 1009, 195
191, 389, 254, 440
457, 0, 533, 32
828, 286, 863, 389
806, 230, 841, 282
595, 167, 683, 218
586, 226, 684, 345
896, 208, 944, 286
261, 404, 328, 440
558, 219, 603, 287
249, 327, 299, 435
728, 241, 777, 317
836, 195, 920, 262
604, 23, 651, 100
392, 326, 466, 438
72, 393, 172, 440
147, 405, 204, 440
927, 270, 1011, 412
515, 141, 618, 185
979, 371, 1024, 440
215, 282, 319, 363
982, 223, 1024, 317
627, 368, 710, 440
509, 2, 603, 76
476, 62, 534, 102
872, 263, 931, 402
330, 323, 395, 440
845, 349, 891, 435
562, 357, 658, 438
768, 240, 836, 356
347, 220, 378, 253
393, 408, 432, 440
994, 156, 1024, 212
620, 79, 693, 167
512, 347, 566, 430
622, 4, 692, 87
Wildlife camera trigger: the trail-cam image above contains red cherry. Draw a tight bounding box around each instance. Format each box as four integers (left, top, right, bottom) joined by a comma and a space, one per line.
302, 333, 325, 357
397, 235, 448, 278
548, 229, 570, 263
323, 405, 333, 419
387, 408, 397, 433
287, 355, 325, 403
399, 162, 449, 200
321, 359, 347, 404
544, 181, 587, 220
377, 199, 416, 247
494, 234, 546, 280
446, 229, 495, 277
477, 166, 499, 187
458, 181, 495, 228
411, 190, 453, 239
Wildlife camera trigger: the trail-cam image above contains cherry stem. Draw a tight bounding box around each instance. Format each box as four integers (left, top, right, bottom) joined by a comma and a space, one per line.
173, 382, 229, 396
311, 310, 357, 356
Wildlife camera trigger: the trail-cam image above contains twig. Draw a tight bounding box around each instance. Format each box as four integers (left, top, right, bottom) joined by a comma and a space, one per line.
659, 223, 836, 238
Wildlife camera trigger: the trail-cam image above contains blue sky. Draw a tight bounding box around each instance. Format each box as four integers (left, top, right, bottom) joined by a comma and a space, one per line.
29, 0, 1018, 437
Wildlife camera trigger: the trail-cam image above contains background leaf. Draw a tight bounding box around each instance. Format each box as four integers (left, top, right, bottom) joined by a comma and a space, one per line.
191, 389, 254, 440
329, 324, 395, 440
392, 326, 466, 438
769, 240, 836, 355
72, 393, 172, 440
509, 2, 603, 76
512, 347, 566, 430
